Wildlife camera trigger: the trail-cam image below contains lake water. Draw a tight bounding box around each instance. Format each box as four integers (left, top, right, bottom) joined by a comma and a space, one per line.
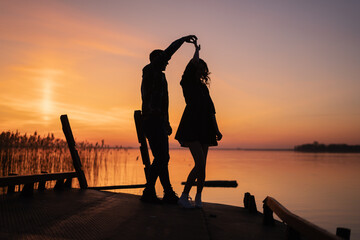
1, 148, 359, 239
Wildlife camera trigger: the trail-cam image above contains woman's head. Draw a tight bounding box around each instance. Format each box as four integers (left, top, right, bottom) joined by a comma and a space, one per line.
197, 59, 210, 85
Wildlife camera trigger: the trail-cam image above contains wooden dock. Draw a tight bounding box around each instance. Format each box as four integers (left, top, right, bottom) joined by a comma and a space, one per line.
0, 189, 286, 240
0, 114, 351, 240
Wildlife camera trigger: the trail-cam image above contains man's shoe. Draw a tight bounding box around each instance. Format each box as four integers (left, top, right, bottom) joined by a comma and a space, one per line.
162, 191, 179, 204
140, 188, 162, 204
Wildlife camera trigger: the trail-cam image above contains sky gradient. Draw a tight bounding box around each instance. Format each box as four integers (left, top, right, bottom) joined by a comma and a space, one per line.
1, 0, 360, 148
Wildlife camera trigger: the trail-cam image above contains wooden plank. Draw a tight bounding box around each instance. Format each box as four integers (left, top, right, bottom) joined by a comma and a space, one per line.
88, 184, 146, 190
264, 196, 342, 240
60, 115, 88, 189
181, 180, 238, 187
134, 110, 151, 182
0, 172, 77, 187
0, 190, 287, 240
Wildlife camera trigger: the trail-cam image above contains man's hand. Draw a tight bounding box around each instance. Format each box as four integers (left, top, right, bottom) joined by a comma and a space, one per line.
183, 35, 197, 43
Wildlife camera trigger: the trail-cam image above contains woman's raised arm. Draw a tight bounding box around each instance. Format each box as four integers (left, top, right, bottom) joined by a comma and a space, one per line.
191, 41, 201, 63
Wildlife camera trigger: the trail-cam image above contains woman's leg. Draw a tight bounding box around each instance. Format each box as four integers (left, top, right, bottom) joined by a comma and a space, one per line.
198, 144, 209, 193
188, 142, 206, 194
182, 166, 197, 195
179, 141, 207, 208
181, 141, 205, 195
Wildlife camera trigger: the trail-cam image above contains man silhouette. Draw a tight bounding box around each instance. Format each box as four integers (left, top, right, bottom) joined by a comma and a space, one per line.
141, 35, 197, 203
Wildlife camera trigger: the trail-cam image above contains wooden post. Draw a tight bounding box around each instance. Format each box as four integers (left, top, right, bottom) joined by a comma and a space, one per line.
54, 179, 64, 190
263, 198, 275, 225
64, 178, 72, 189
336, 227, 351, 240
244, 192, 250, 209
249, 195, 257, 213
7, 173, 17, 194
38, 171, 47, 191
134, 110, 151, 183
21, 183, 34, 197
60, 115, 88, 189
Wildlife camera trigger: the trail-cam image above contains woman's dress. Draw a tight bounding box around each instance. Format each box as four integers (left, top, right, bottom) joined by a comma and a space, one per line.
175, 61, 218, 147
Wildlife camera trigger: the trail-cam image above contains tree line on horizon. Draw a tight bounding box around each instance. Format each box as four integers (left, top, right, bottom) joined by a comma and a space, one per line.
0, 131, 126, 150
294, 141, 360, 153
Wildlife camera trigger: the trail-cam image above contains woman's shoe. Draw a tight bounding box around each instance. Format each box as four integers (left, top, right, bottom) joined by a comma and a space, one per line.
178, 194, 194, 209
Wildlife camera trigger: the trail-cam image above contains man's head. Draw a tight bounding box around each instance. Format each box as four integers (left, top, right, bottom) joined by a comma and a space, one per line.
150, 49, 168, 71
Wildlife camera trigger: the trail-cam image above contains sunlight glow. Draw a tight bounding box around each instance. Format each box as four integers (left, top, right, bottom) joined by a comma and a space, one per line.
42, 80, 52, 121
0, 1, 359, 148
38, 69, 63, 122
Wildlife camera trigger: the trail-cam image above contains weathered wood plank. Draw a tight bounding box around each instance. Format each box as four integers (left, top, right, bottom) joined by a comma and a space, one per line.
60, 114, 88, 189
181, 180, 238, 187
0, 172, 77, 187
263, 196, 342, 240
88, 184, 146, 190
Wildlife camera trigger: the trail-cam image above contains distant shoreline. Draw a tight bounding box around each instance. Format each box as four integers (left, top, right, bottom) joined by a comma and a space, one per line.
170, 147, 360, 153
169, 147, 294, 151
294, 142, 360, 153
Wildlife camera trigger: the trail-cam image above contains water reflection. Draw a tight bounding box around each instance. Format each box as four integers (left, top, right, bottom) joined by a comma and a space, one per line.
0, 148, 146, 191
1, 148, 359, 238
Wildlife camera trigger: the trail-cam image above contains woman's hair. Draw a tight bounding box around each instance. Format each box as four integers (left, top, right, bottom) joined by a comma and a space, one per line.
182, 58, 211, 85
198, 59, 211, 85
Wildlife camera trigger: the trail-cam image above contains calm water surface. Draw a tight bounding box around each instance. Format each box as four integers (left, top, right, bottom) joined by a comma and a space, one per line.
1, 148, 359, 238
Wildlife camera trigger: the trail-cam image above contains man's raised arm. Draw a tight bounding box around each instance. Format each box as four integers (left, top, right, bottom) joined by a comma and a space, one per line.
164, 35, 197, 61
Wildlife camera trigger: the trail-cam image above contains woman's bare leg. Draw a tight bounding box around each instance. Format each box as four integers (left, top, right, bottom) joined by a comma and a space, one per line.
198, 144, 208, 193
183, 167, 196, 195
182, 141, 206, 195
188, 141, 206, 194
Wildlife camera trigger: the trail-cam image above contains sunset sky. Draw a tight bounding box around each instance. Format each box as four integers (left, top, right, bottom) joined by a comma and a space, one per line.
1, 0, 360, 148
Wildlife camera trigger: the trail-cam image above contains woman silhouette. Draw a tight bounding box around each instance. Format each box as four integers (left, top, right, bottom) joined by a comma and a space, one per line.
175, 41, 222, 208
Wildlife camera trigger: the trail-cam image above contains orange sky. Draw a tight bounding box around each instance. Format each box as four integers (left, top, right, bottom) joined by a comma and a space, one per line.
1, 1, 360, 148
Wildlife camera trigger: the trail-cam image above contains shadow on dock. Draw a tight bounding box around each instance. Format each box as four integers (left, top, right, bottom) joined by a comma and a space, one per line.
0, 189, 286, 240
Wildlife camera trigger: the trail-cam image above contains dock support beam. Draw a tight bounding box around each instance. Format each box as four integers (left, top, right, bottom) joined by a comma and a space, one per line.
7, 173, 17, 194
21, 183, 34, 197
263, 200, 275, 225
243, 192, 257, 213
61, 115, 88, 189
38, 171, 47, 191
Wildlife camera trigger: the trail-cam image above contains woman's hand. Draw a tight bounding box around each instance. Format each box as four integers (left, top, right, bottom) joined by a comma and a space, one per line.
194, 40, 201, 51
191, 40, 200, 62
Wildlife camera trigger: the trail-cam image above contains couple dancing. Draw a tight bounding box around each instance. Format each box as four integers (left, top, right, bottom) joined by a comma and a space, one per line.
140, 35, 222, 208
